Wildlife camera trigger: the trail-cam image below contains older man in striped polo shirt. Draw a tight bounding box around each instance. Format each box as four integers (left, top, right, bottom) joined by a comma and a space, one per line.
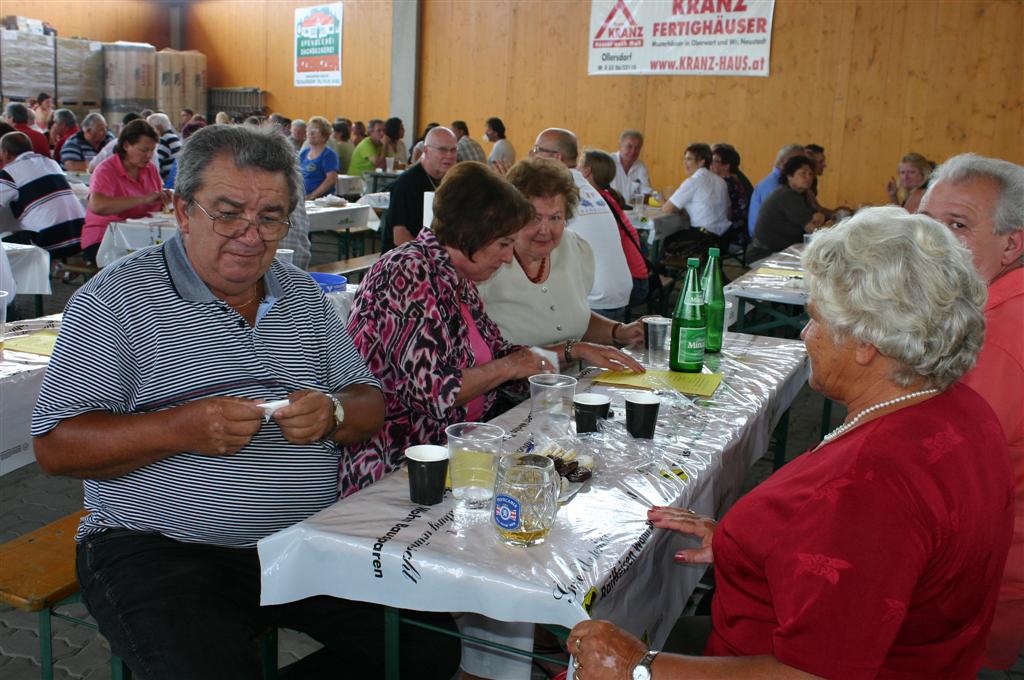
31, 125, 459, 679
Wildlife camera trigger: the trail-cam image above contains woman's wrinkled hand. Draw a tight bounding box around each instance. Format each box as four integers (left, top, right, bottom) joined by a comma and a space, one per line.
567, 619, 647, 680
648, 505, 716, 564
505, 347, 554, 380
573, 342, 645, 373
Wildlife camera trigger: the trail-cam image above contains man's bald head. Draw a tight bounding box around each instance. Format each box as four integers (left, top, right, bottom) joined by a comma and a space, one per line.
532, 128, 578, 168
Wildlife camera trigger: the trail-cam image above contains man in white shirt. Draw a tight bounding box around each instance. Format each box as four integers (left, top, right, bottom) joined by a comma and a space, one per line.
484, 117, 515, 168
611, 129, 652, 203
531, 127, 632, 320
661, 143, 731, 261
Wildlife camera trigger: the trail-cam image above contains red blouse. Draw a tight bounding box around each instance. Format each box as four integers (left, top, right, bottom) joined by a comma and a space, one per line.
706, 383, 1013, 678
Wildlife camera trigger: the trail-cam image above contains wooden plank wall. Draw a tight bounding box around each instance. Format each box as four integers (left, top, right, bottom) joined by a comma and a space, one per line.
0, 0, 170, 48
183, 0, 392, 125
418, 0, 1024, 208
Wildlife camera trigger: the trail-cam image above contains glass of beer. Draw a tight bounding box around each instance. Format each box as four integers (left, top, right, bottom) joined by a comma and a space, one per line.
492, 454, 560, 547
446, 422, 505, 511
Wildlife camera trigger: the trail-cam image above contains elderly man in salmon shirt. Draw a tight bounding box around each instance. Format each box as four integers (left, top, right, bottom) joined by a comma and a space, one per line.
919, 153, 1024, 672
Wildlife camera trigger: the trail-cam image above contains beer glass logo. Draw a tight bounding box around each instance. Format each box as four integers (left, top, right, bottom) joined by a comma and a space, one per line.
493, 494, 521, 530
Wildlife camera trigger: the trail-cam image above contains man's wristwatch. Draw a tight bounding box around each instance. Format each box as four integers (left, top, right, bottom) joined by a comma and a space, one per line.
325, 393, 345, 439
631, 649, 660, 680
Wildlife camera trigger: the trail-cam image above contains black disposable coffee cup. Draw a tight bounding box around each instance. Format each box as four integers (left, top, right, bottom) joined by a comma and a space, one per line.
625, 393, 661, 439
574, 394, 612, 434
406, 445, 449, 505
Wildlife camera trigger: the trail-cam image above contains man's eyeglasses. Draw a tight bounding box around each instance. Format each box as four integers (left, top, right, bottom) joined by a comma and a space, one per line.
530, 145, 560, 157
426, 144, 458, 155
190, 200, 291, 242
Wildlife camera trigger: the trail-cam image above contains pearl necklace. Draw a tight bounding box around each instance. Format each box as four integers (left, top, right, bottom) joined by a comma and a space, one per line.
821, 388, 939, 443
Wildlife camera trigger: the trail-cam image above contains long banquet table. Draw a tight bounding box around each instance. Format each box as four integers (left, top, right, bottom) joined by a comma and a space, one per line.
258, 333, 809, 671
723, 244, 807, 334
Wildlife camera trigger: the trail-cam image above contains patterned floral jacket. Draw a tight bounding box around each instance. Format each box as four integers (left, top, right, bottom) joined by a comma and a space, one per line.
343, 230, 518, 496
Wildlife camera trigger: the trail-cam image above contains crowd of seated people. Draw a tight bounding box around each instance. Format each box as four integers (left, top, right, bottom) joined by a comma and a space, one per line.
10, 95, 1021, 678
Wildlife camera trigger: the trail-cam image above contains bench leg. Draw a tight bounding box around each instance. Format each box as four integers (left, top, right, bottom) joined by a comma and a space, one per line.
39, 608, 54, 680
772, 407, 791, 471
111, 655, 131, 680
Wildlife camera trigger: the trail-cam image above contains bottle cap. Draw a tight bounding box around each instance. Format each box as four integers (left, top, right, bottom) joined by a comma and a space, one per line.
687, 257, 700, 267
708, 247, 720, 256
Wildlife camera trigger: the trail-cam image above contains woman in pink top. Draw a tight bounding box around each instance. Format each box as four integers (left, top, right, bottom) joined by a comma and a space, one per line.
82, 119, 168, 264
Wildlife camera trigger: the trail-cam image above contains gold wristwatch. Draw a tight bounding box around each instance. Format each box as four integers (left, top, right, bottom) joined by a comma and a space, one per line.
325, 393, 345, 438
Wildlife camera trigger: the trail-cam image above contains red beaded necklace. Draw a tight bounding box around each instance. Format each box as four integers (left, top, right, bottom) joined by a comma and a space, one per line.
516, 253, 548, 284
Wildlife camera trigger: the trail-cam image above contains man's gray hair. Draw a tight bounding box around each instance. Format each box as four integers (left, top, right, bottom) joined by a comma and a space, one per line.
53, 109, 77, 127
81, 112, 106, 130
619, 129, 644, 144
4, 102, 30, 124
928, 153, 1024, 236
774, 143, 805, 168
147, 113, 172, 133
175, 125, 304, 214
291, 119, 306, 129
802, 206, 987, 390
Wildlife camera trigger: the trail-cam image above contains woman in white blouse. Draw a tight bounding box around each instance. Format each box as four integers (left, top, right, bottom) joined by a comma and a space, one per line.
478, 157, 644, 360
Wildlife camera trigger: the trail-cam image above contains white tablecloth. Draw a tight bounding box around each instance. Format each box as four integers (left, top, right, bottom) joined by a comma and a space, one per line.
95, 217, 179, 268
625, 206, 690, 246
0, 315, 61, 475
3, 242, 52, 295
724, 244, 807, 307
259, 334, 808, 651
305, 202, 374, 233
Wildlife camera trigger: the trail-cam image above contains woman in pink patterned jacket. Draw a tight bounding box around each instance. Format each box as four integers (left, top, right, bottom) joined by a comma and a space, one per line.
344, 162, 552, 495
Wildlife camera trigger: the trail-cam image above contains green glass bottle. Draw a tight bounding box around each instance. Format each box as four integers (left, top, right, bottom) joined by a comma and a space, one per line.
702, 247, 725, 353
670, 257, 706, 372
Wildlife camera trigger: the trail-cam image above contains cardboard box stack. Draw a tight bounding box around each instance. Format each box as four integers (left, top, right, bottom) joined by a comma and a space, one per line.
56, 37, 104, 104
0, 29, 56, 100
102, 41, 156, 129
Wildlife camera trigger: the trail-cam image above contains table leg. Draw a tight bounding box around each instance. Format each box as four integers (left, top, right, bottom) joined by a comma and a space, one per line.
735, 298, 747, 331
385, 606, 401, 680
772, 407, 790, 471
39, 608, 54, 680
820, 398, 834, 440
34, 294, 43, 317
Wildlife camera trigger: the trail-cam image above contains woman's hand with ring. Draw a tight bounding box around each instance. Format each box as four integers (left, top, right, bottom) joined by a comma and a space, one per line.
568, 620, 647, 680
573, 342, 645, 374
648, 505, 716, 564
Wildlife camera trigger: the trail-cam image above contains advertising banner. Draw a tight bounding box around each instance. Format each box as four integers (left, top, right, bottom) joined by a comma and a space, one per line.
588, 0, 775, 77
294, 3, 343, 87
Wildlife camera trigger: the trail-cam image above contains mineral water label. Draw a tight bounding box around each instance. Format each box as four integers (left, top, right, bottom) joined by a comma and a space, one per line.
685, 292, 704, 305
677, 327, 706, 363
493, 494, 521, 530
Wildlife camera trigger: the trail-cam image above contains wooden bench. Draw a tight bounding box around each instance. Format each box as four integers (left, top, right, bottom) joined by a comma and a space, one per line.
0, 510, 130, 680
0, 512, 279, 679
309, 253, 381, 282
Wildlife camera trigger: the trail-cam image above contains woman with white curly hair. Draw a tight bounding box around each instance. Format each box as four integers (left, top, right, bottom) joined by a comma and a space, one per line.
567, 207, 1014, 680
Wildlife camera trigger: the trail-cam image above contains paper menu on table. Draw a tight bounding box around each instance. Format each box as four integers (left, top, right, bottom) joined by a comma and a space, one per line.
3, 330, 59, 357
755, 267, 803, 279
593, 369, 723, 397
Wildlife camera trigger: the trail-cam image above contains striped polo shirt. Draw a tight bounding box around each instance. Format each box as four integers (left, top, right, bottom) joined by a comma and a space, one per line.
32, 234, 380, 547
0, 152, 85, 257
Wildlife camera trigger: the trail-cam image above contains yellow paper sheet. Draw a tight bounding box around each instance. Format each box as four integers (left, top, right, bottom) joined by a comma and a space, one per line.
593, 369, 723, 397
755, 267, 803, 279
3, 330, 59, 357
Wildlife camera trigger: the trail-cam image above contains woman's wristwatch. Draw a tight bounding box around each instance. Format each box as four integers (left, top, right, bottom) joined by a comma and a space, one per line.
631, 649, 660, 680
611, 322, 625, 348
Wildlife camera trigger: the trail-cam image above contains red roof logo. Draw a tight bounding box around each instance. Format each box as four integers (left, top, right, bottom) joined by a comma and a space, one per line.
593, 0, 644, 48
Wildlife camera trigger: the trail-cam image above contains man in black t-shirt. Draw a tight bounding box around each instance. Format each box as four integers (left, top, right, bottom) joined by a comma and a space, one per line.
385, 126, 457, 250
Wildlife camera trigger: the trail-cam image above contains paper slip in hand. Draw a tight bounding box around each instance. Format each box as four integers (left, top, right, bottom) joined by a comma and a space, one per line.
593, 369, 723, 397
259, 399, 290, 422
3, 330, 59, 357
529, 346, 559, 373
755, 267, 803, 279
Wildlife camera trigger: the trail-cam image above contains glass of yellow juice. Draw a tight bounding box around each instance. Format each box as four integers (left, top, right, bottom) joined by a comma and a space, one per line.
493, 454, 559, 547
446, 422, 505, 510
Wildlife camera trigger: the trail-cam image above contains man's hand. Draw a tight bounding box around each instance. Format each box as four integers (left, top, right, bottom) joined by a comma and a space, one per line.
177, 396, 263, 455
274, 389, 335, 444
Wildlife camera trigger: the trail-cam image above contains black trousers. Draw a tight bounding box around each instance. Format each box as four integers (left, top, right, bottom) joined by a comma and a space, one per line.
77, 530, 460, 680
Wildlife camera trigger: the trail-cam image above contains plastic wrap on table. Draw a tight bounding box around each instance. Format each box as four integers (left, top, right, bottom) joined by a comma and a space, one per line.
258, 333, 808, 647
0, 30, 55, 100
724, 244, 807, 306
